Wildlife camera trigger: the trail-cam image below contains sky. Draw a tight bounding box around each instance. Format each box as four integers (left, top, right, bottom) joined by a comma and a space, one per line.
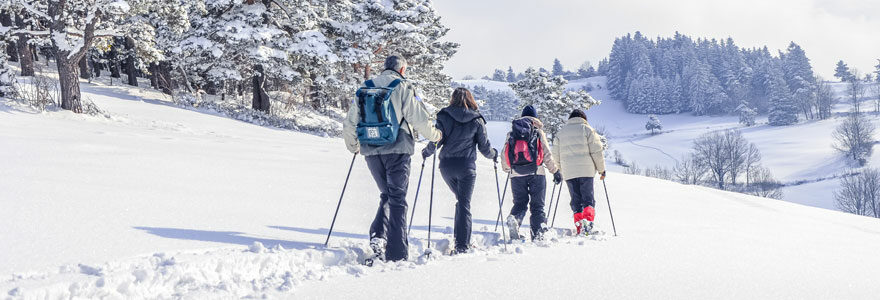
432, 0, 880, 81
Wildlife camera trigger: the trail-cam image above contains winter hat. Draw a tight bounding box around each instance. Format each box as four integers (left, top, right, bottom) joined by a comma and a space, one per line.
569, 109, 587, 121
521, 105, 537, 118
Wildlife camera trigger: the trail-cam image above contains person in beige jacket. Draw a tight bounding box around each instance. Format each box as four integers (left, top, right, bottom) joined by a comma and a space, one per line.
552, 109, 606, 236
501, 105, 561, 241
341, 55, 442, 262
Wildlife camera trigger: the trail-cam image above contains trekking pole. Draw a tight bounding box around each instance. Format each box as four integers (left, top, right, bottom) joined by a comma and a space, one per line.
427, 151, 437, 251
407, 159, 427, 236
602, 178, 618, 236
546, 183, 557, 222
493, 161, 509, 250
324, 153, 357, 247
550, 182, 563, 228
493, 171, 511, 231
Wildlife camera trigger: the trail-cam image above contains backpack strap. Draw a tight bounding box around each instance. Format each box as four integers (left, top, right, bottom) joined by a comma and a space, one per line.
387, 79, 403, 89
365, 80, 376, 88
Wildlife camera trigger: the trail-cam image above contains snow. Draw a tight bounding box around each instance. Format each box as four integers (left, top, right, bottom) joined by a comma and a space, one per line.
2, 76, 880, 298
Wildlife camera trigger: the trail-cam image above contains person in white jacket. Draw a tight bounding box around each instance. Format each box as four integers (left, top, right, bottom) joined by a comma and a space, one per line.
552, 109, 606, 235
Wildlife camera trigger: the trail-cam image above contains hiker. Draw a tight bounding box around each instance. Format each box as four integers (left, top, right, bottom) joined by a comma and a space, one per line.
501, 105, 560, 241
342, 55, 443, 262
552, 109, 606, 236
421, 87, 497, 254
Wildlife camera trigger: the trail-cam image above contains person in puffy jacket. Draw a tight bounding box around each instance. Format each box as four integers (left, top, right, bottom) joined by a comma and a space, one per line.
552, 109, 606, 235
501, 105, 560, 241
422, 87, 497, 254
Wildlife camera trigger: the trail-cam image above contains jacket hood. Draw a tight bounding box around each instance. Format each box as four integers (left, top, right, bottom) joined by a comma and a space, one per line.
515, 116, 544, 129
566, 117, 589, 126
440, 106, 484, 123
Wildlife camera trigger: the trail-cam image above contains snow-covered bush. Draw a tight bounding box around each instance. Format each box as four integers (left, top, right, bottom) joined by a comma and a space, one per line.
737, 104, 757, 127
835, 169, 880, 218
0, 47, 15, 98
746, 166, 783, 199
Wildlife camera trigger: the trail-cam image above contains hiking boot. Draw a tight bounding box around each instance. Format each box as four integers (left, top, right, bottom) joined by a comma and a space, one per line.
369, 237, 387, 261
578, 219, 593, 236
574, 212, 584, 235
506, 215, 521, 240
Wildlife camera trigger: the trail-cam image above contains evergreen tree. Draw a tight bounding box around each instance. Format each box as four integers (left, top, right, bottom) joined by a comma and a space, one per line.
0, 45, 14, 97
767, 65, 798, 126
492, 69, 505, 81
737, 103, 757, 126
510, 68, 600, 137
873, 59, 880, 82
835, 60, 853, 82
506, 67, 516, 82
552, 58, 564, 76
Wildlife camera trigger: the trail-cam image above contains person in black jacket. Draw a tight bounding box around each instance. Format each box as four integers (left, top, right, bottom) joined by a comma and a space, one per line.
422, 87, 497, 254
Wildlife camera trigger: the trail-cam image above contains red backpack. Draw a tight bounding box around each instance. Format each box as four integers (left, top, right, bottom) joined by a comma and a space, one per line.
505, 118, 543, 174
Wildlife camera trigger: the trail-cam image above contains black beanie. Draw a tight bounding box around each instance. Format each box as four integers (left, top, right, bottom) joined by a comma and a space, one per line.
521, 105, 537, 118
569, 109, 587, 120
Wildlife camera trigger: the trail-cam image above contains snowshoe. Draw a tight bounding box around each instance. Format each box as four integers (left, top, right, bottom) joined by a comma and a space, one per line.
506, 215, 521, 241
364, 237, 386, 267
531, 223, 549, 242
577, 220, 593, 237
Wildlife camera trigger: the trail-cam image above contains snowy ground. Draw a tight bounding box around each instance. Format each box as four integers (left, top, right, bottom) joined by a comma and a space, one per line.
461, 77, 880, 212
2, 75, 880, 298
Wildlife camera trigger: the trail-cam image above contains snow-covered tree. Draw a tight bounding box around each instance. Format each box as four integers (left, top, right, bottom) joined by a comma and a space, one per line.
0, 43, 14, 97
552, 58, 564, 76
737, 104, 757, 126
835, 60, 853, 82
17, 0, 133, 113
767, 65, 798, 126
506, 66, 515, 82
510, 67, 600, 137
492, 69, 505, 81
836, 168, 880, 217
874, 59, 880, 83
645, 114, 662, 134
577, 61, 595, 79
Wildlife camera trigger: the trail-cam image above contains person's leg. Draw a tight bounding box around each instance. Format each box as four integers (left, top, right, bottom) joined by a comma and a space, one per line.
527, 175, 547, 238
566, 178, 585, 214
365, 155, 389, 241
454, 169, 476, 250
509, 176, 530, 222
382, 154, 411, 261
581, 177, 596, 222
439, 165, 464, 250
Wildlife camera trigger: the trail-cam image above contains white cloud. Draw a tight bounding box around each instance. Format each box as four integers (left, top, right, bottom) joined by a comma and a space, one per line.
433, 0, 880, 80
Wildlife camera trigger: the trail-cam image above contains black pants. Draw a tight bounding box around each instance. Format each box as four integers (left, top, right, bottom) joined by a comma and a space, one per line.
365, 154, 411, 261
439, 160, 477, 250
566, 177, 595, 213
509, 174, 546, 237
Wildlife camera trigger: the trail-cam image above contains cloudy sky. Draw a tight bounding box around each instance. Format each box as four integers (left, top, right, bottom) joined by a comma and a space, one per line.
432, 0, 880, 80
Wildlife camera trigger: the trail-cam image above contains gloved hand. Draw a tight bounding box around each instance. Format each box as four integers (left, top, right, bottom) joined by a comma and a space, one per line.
553, 171, 562, 184
491, 149, 499, 163
421, 146, 433, 160
600, 171, 606, 181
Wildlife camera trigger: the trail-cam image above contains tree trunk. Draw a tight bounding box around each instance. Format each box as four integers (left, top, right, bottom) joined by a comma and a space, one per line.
109, 38, 121, 78
309, 72, 321, 110
79, 54, 91, 79
252, 64, 270, 112
0, 11, 17, 62
124, 37, 138, 86
157, 61, 174, 94
31, 45, 38, 61
149, 63, 159, 88
93, 60, 102, 77
57, 56, 83, 113
14, 12, 34, 76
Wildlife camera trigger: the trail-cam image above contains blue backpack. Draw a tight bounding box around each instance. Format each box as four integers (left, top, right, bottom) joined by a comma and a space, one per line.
355, 79, 404, 146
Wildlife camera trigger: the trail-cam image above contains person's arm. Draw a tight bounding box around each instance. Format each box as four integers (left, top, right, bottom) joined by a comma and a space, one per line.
540, 131, 559, 174
474, 119, 496, 160
342, 100, 361, 154
402, 85, 442, 142
587, 128, 606, 174
552, 135, 561, 173
422, 117, 446, 158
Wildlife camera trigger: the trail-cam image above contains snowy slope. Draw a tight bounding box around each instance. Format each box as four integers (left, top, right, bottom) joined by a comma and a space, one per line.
462, 77, 880, 212
2, 78, 880, 298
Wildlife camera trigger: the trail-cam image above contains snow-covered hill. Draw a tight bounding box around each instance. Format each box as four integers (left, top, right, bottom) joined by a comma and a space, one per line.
2, 79, 880, 298
460, 77, 880, 212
